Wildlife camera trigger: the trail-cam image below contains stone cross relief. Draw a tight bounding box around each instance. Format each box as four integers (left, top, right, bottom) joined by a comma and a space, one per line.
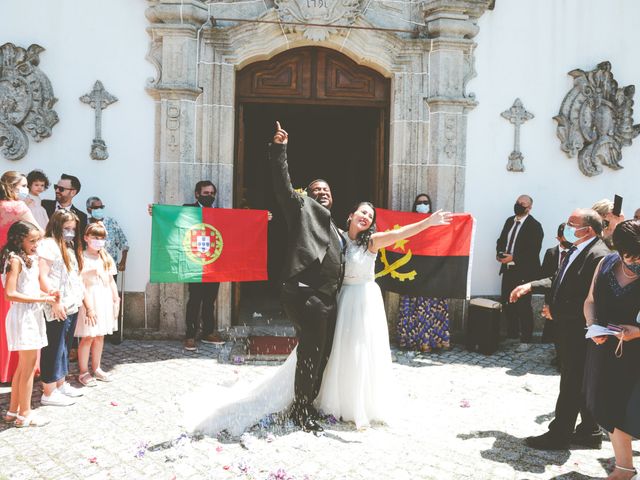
501, 98, 534, 172
80, 80, 118, 160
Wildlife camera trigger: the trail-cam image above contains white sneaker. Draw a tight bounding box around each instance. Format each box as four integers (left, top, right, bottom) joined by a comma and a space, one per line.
58, 382, 84, 398
41, 389, 76, 407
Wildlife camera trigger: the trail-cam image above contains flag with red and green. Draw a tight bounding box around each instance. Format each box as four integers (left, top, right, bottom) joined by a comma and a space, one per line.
150, 205, 268, 283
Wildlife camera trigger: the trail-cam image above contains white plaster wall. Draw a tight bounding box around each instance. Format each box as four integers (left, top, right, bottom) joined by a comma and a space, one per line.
466, 0, 640, 295
0, 0, 155, 292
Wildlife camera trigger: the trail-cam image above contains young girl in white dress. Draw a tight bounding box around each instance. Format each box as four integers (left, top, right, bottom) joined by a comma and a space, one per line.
185, 202, 451, 435
1, 221, 57, 427
75, 223, 119, 386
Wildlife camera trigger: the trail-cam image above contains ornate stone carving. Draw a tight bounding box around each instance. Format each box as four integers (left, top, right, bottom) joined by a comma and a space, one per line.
554, 61, 640, 177
501, 98, 534, 172
274, 0, 364, 41
0, 43, 58, 161
79, 81, 118, 160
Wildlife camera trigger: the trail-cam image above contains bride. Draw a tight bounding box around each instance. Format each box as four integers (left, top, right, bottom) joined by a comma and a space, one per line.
184, 203, 451, 435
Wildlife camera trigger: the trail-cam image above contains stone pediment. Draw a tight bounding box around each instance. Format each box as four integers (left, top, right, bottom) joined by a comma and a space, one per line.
274, 0, 364, 41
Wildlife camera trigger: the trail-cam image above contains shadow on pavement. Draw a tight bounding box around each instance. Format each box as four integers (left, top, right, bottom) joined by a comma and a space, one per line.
457, 430, 570, 474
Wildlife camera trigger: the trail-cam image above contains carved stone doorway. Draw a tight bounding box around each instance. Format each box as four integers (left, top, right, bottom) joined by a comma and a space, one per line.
234, 47, 390, 326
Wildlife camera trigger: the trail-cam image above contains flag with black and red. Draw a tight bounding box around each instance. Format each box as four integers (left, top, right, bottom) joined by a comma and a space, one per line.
374, 209, 475, 299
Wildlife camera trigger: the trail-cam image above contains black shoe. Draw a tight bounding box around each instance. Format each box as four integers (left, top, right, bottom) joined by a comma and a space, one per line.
571, 432, 602, 449
525, 432, 569, 450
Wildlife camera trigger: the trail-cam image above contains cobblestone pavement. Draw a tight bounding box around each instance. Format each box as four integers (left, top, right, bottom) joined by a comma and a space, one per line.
0, 340, 638, 480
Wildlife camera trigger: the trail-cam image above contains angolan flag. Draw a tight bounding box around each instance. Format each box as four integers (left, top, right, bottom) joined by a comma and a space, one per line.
150, 205, 268, 283
374, 209, 475, 299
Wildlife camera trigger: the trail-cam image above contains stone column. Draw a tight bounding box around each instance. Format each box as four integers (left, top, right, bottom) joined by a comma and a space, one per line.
421, 0, 492, 334
422, 0, 491, 213
146, 0, 210, 337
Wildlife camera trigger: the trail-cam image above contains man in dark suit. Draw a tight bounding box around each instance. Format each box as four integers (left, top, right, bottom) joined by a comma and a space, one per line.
182, 181, 221, 351
511, 208, 610, 450
496, 194, 543, 345
42, 173, 88, 233
540, 223, 572, 364
269, 122, 345, 433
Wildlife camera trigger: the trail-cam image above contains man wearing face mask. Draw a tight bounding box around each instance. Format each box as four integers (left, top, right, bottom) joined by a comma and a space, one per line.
511, 209, 610, 450
182, 181, 222, 351
540, 223, 573, 367
42, 173, 88, 235
495, 194, 543, 348
86, 196, 129, 274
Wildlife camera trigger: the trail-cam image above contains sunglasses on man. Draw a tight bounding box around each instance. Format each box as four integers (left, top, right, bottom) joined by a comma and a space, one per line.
54, 184, 76, 192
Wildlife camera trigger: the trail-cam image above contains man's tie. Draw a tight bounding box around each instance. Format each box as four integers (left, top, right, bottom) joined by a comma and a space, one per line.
551, 245, 577, 302
506, 220, 521, 254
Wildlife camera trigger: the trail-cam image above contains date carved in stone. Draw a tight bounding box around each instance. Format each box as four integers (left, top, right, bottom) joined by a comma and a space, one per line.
275, 0, 363, 41
554, 61, 640, 177
80, 81, 118, 160
0, 43, 59, 161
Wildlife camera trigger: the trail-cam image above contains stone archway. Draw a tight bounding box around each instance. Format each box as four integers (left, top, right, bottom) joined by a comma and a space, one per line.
144, 0, 493, 336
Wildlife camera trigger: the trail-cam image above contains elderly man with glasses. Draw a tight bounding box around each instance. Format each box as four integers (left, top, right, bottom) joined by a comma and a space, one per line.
42, 173, 88, 234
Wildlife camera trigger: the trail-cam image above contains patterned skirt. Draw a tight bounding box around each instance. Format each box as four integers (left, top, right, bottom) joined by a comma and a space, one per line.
396, 296, 450, 352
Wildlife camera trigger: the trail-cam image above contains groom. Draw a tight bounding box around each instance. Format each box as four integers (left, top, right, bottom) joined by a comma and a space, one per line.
269, 122, 345, 433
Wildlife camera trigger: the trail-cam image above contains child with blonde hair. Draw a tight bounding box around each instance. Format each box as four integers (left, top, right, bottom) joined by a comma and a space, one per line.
76, 223, 119, 386
1, 221, 57, 426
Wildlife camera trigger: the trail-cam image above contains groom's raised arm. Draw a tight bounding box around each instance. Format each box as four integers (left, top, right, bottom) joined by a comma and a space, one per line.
268, 122, 303, 224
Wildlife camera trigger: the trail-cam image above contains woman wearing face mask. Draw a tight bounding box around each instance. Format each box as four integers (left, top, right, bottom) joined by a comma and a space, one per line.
396, 194, 451, 352
38, 210, 85, 406
583, 220, 640, 480
0, 171, 43, 383
75, 223, 119, 386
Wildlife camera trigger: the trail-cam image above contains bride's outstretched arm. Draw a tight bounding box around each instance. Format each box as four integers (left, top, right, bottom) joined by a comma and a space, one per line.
368, 209, 452, 252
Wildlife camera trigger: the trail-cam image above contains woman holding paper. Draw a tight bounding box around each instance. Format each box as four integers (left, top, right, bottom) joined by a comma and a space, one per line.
583, 219, 640, 480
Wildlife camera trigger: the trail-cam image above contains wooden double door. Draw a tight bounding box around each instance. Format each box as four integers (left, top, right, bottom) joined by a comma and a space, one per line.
234, 47, 390, 324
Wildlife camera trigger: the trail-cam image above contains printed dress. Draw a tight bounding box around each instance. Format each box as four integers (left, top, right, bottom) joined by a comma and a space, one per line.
396, 296, 450, 352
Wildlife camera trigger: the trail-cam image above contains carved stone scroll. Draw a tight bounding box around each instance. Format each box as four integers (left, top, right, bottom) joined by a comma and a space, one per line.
0, 43, 59, 160
501, 98, 533, 172
80, 81, 118, 160
274, 0, 364, 41
554, 61, 640, 177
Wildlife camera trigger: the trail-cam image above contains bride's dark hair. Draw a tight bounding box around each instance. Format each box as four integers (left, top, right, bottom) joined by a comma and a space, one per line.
346, 201, 377, 250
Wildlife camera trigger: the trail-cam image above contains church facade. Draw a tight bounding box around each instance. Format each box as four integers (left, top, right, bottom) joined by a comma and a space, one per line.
1, 0, 638, 337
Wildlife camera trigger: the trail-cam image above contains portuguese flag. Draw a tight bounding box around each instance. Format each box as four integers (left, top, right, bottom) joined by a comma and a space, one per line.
150, 205, 268, 283
374, 209, 475, 299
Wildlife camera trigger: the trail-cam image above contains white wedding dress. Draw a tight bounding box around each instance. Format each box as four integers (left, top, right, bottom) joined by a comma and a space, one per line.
184, 237, 394, 435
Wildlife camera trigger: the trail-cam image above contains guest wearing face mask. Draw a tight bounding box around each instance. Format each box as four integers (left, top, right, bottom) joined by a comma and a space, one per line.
583, 220, 640, 478
0, 171, 43, 383
86, 196, 129, 275
540, 223, 573, 368
38, 210, 85, 406
182, 181, 222, 351
396, 194, 450, 352
496, 194, 543, 350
